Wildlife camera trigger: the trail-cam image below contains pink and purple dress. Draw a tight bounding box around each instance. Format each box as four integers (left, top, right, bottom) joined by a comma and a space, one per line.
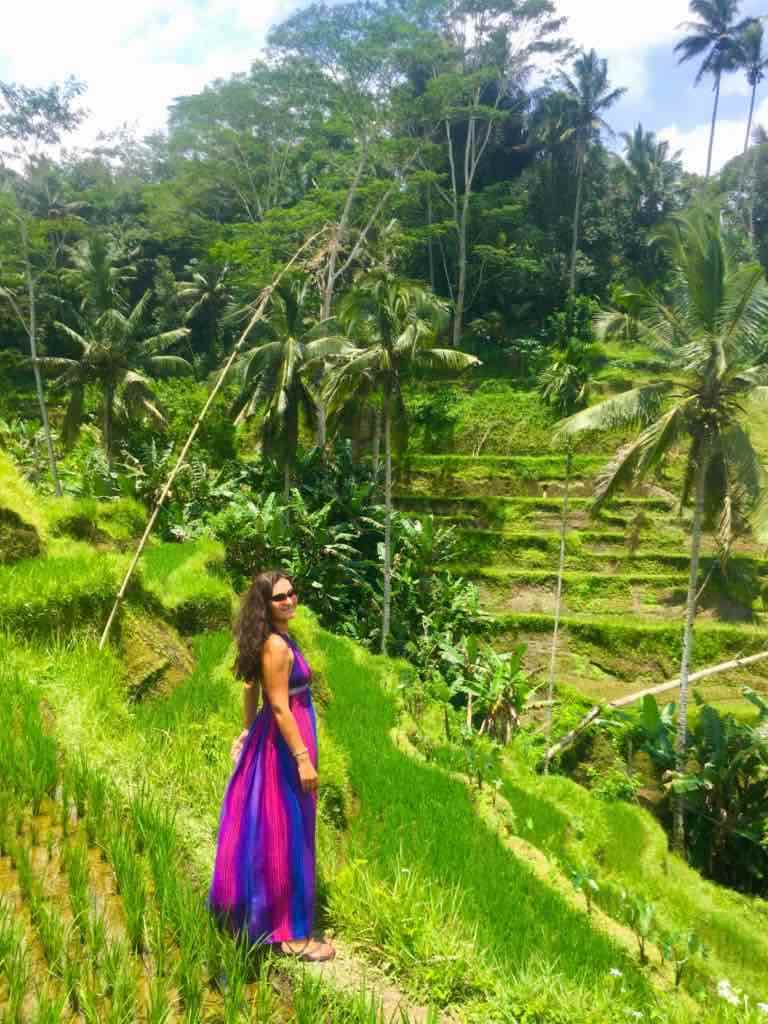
207, 631, 317, 944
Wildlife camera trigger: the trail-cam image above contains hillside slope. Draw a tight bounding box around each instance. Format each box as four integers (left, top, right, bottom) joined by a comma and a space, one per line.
1, 452, 767, 1022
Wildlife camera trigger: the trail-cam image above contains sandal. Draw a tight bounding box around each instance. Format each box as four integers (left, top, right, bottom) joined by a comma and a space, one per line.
279, 939, 336, 963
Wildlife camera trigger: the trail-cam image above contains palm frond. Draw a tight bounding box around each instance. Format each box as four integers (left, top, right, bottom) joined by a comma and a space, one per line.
145, 355, 194, 378
554, 383, 672, 440
592, 438, 646, 510
53, 321, 89, 352
413, 348, 481, 372
718, 263, 768, 360
635, 399, 694, 477
142, 327, 191, 356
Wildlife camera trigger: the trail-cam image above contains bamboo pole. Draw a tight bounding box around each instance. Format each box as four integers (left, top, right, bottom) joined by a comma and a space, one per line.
542, 648, 768, 768
98, 231, 324, 651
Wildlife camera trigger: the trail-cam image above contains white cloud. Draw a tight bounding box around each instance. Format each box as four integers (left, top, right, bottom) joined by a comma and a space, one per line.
0, 1, 292, 147
659, 94, 768, 174
554, 0, 691, 96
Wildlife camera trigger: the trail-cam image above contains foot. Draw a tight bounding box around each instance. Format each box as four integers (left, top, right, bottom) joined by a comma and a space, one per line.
279, 938, 336, 962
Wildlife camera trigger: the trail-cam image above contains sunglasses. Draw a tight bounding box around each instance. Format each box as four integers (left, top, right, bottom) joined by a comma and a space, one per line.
270, 589, 297, 603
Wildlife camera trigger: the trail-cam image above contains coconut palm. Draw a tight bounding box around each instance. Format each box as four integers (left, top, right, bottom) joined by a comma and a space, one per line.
556, 50, 626, 298
555, 204, 768, 852
231, 277, 351, 499
621, 124, 684, 225
324, 272, 480, 654
60, 234, 137, 316
42, 291, 192, 467
737, 19, 768, 162
675, 0, 748, 179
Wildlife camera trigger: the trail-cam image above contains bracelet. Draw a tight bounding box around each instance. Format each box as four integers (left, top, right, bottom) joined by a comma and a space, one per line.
293, 747, 309, 761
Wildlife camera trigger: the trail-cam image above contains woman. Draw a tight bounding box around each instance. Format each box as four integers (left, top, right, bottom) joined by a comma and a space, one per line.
207, 571, 336, 962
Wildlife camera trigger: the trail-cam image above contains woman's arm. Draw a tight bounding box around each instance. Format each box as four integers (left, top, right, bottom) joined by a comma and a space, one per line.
243, 680, 260, 730
261, 634, 318, 794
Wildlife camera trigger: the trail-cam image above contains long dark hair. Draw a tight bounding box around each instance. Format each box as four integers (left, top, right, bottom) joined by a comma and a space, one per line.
233, 570, 291, 682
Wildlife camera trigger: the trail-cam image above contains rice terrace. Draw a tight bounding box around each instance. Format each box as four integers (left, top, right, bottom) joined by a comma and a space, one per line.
3, 0, 768, 1020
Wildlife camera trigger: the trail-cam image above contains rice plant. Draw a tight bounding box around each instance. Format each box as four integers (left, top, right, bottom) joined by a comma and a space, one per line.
85, 769, 109, 848
86, 907, 109, 969
32, 989, 69, 1024
5, 937, 32, 1024
67, 750, 91, 820
145, 970, 173, 1024
100, 937, 139, 1023
63, 835, 91, 939
291, 972, 330, 1024
247, 956, 278, 1023
220, 933, 251, 1024
34, 903, 67, 977
104, 951, 139, 1024
105, 825, 147, 953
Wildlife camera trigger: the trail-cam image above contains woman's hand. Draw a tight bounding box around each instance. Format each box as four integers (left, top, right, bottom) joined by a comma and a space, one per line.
230, 729, 249, 764
297, 758, 318, 794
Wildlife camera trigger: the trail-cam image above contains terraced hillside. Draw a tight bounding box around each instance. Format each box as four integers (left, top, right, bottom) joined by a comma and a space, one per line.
397, 371, 768, 715
3, 451, 768, 1022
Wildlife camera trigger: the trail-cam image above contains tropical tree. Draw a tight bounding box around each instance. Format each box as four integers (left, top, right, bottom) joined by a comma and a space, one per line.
556, 50, 626, 297
0, 77, 86, 496
60, 234, 137, 317
230, 277, 351, 499
621, 124, 684, 225
42, 292, 192, 467
736, 19, 768, 163
675, 0, 747, 179
555, 204, 768, 852
325, 272, 479, 654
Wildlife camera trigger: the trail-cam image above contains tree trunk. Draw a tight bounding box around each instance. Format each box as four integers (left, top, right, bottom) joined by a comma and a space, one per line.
452, 192, 470, 348
315, 398, 327, 449
381, 392, 393, 656
740, 83, 758, 238
22, 223, 62, 496
426, 181, 436, 291
672, 440, 709, 854
372, 407, 382, 476
283, 460, 291, 503
103, 383, 115, 471
543, 648, 768, 765
705, 72, 722, 180
568, 149, 585, 299
544, 446, 572, 767
743, 81, 757, 162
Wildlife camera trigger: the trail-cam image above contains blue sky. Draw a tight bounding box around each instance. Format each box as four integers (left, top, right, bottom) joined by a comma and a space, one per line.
1, 0, 767, 174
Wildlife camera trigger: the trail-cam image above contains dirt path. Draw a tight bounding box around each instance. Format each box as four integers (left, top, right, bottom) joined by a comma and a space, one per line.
305, 939, 440, 1023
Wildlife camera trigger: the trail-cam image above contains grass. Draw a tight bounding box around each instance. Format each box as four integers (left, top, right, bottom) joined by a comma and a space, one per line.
0, 540, 127, 637
0, 449, 45, 562
0, 640, 406, 1024
44, 495, 146, 544
140, 537, 234, 634
313, 630, 651, 1000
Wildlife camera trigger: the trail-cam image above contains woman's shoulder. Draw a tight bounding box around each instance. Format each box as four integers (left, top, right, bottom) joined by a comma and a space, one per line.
263, 631, 293, 656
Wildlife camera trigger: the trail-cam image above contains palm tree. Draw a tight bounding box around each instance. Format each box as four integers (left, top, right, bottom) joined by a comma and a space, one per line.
325, 272, 480, 654
675, 0, 747, 179
621, 124, 684, 225
556, 50, 626, 298
60, 234, 137, 316
42, 292, 192, 467
737, 19, 768, 162
555, 204, 768, 852
231, 277, 350, 499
